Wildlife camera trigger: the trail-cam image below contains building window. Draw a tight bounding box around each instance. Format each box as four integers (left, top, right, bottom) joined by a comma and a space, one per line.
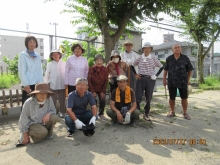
40, 53, 44, 56
155, 52, 158, 55
158, 54, 165, 58
164, 50, 168, 54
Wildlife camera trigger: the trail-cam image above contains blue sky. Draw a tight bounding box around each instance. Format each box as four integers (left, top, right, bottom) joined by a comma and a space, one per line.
0, 0, 219, 59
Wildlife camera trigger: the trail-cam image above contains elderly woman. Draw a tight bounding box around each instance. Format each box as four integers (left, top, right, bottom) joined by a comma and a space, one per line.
88, 54, 108, 119
133, 42, 164, 121
65, 43, 89, 94
107, 50, 128, 93
18, 36, 43, 110
44, 49, 66, 118
17, 83, 57, 147
120, 40, 139, 91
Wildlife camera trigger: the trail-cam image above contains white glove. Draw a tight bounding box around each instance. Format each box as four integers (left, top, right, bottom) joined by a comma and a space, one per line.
74, 119, 85, 129
126, 59, 132, 65
89, 116, 96, 126
151, 75, 157, 80
124, 112, 131, 124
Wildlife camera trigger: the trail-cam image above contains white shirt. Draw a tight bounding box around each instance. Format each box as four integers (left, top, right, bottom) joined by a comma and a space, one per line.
44, 60, 66, 90
120, 50, 139, 66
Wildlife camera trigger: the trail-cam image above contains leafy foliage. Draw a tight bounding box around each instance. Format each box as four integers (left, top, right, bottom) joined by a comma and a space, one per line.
3, 54, 19, 77
0, 74, 19, 89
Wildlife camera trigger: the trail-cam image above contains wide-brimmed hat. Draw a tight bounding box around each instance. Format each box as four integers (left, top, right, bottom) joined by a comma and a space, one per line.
82, 123, 95, 137
29, 83, 54, 95
124, 40, 133, 46
49, 49, 62, 60
142, 42, 153, 51
117, 75, 128, 81
94, 54, 105, 62
71, 43, 85, 54
110, 50, 121, 61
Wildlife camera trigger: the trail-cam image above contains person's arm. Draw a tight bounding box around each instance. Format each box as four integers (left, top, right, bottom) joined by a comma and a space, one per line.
91, 105, 97, 116
129, 102, 137, 113
66, 108, 77, 121
64, 58, 70, 86
187, 71, 192, 85
87, 68, 95, 93
101, 69, 109, 94
110, 100, 123, 122
18, 53, 29, 87
84, 58, 89, 78
130, 65, 137, 74
44, 62, 51, 83
163, 70, 168, 86
38, 54, 44, 83
156, 66, 164, 77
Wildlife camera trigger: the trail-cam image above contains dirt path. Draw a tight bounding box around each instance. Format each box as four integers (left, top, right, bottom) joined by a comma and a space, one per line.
0, 90, 220, 165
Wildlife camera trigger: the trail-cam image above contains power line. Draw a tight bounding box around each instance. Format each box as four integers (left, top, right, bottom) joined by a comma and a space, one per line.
149, 25, 183, 33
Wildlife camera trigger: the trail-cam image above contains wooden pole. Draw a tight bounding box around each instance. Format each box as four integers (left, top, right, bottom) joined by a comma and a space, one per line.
9, 90, 13, 107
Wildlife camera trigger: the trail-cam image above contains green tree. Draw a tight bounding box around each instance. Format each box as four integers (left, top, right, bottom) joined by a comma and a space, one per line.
170, 0, 220, 84
3, 54, 19, 77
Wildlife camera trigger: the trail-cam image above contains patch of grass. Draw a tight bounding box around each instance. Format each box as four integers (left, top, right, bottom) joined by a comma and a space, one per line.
199, 76, 220, 90
150, 103, 167, 114
211, 110, 216, 113
0, 74, 19, 89
193, 106, 199, 109
200, 148, 210, 152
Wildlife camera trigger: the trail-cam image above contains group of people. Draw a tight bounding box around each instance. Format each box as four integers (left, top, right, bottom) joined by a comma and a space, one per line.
16, 35, 193, 146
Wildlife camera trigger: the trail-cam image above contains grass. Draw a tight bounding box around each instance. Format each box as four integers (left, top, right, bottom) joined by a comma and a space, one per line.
0, 74, 19, 89
199, 76, 220, 90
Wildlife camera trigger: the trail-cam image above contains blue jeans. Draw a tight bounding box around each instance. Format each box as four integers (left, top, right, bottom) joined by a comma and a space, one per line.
65, 110, 92, 132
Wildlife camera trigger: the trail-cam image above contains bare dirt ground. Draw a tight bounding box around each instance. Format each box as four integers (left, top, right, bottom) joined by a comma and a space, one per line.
0, 89, 220, 165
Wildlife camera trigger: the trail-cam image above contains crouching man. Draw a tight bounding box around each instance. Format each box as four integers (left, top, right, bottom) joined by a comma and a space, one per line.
17, 83, 57, 146
107, 75, 140, 126
65, 78, 97, 137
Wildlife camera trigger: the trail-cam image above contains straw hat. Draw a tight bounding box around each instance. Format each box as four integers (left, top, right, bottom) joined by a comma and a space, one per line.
124, 40, 133, 46
29, 83, 54, 95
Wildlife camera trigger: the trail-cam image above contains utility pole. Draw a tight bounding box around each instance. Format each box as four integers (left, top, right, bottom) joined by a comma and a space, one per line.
50, 22, 58, 49
26, 23, 29, 35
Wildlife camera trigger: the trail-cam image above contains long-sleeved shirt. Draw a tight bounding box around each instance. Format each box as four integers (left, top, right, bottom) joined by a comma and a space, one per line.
18, 51, 43, 87
120, 50, 139, 66
18, 97, 56, 133
65, 55, 89, 86
44, 60, 66, 90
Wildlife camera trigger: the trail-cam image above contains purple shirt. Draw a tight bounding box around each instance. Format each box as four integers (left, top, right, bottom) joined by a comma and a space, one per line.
65, 55, 89, 86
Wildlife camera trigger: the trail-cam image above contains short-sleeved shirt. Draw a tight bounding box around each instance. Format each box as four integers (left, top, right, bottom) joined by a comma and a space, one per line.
164, 54, 194, 89
111, 88, 136, 110
67, 90, 96, 115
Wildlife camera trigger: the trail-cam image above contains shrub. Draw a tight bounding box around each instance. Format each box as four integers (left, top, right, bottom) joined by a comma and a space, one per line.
0, 74, 19, 89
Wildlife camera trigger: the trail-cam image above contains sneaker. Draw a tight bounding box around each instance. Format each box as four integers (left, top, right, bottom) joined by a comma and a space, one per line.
99, 115, 106, 120
143, 114, 151, 121
66, 131, 74, 137
46, 135, 54, 139
59, 112, 65, 118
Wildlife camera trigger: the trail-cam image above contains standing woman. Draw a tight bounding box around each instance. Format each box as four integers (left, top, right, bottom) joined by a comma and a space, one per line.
65, 43, 89, 94
133, 42, 164, 121
88, 54, 108, 119
44, 50, 66, 118
18, 36, 43, 110
120, 40, 139, 91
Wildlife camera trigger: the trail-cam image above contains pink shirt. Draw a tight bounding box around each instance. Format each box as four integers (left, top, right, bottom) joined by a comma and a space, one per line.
65, 55, 89, 86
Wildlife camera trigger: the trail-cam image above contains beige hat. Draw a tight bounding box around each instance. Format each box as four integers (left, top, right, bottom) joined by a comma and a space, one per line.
124, 40, 133, 46
49, 49, 62, 60
94, 54, 105, 62
71, 43, 85, 54
110, 50, 121, 60
117, 75, 128, 81
142, 42, 153, 51
29, 83, 54, 95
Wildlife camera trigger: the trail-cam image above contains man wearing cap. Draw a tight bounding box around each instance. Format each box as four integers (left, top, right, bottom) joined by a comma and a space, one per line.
65, 42, 89, 94
65, 78, 97, 137
17, 83, 57, 146
88, 54, 109, 119
163, 44, 193, 120
44, 49, 66, 118
107, 50, 128, 93
120, 40, 139, 91
133, 42, 164, 121
106, 75, 140, 126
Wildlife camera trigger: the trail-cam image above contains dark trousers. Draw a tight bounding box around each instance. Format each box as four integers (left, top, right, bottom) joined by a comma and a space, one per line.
109, 81, 118, 94
65, 110, 93, 132
95, 92, 106, 116
21, 84, 35, 111
135, 77, 155, 114
68, 85, 76, 94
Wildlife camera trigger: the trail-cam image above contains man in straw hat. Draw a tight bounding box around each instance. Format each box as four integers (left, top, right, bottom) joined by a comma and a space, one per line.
17, 83, 57, 147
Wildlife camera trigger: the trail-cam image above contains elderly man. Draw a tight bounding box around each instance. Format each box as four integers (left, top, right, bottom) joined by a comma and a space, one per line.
133, 42, 163, 121
65, 78, 97, 137
106, 75, 140, 126
163, 44, 193, 120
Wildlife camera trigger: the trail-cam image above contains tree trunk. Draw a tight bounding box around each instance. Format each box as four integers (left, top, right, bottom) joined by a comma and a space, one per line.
196, 42, 205, 84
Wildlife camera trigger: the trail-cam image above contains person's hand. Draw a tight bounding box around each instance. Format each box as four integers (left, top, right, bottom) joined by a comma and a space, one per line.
74, 119, 85, 129
135, 74, 141, 80
22, 133, 30, 145
151, 75, 157, 80
42, 113, 51, 125
92, 92, 97, 98
116, 111, 123, 122
23, 85, 31, 93
100, 92, 105, 98
89, 116, 96, 126
124, 112, 131, 124
163, 78, 167, 86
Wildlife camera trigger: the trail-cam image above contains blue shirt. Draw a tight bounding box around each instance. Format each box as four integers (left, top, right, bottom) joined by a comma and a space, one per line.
18, 51, 43, 86
67, 90, 96, 115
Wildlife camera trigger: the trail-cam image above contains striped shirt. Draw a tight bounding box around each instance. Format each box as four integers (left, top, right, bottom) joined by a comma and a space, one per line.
65, 55, 89, 86
133, 54, 163, 76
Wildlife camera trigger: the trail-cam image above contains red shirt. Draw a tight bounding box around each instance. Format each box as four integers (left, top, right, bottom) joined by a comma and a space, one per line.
88, 65, 109, 94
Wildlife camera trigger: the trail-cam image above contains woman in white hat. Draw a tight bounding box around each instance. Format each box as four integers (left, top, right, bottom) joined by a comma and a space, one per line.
120, 40, 139, 91
133, 42, 164, 121
44, 49, 66, 118
17, 83, 57, 146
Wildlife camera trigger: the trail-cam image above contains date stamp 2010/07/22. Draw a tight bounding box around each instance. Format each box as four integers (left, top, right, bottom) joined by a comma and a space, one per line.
153, 139, 206, 145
